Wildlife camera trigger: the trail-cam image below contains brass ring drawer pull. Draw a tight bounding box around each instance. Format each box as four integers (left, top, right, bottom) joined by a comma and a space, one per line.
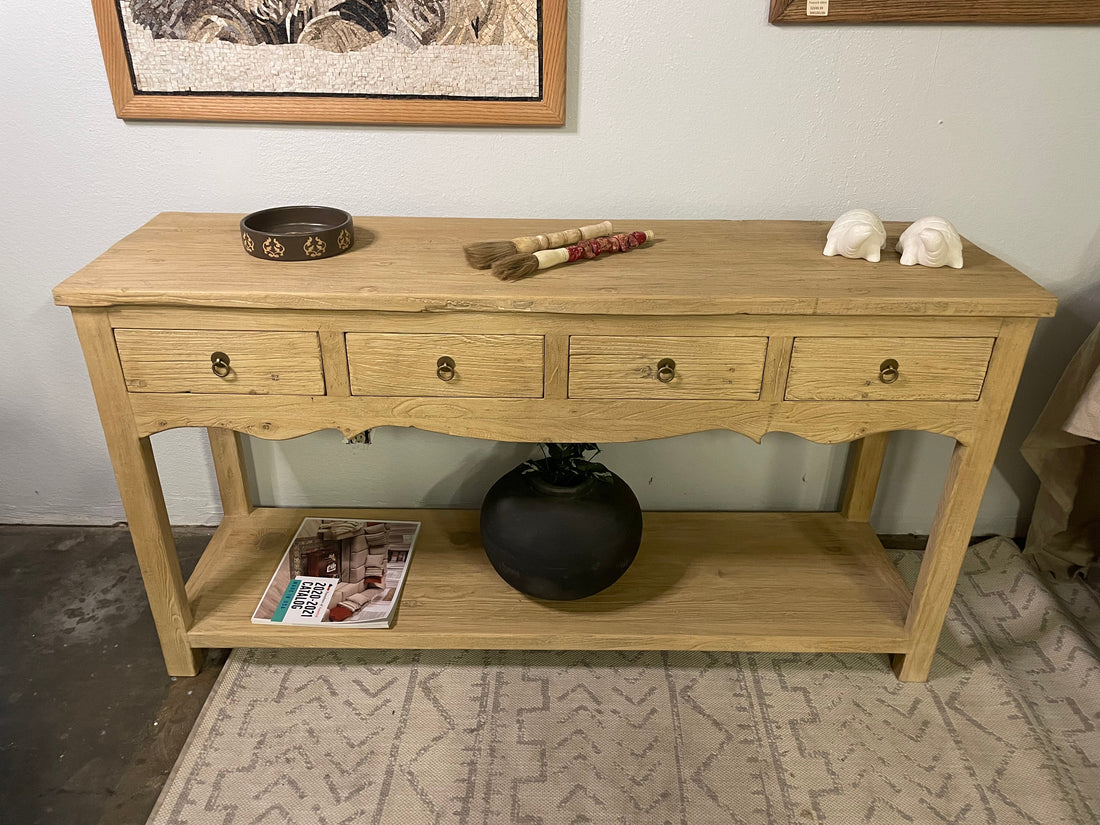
879, 358, 900, 384
211, 351, 231, 378
437, 355, 456, 382
657, 358, 676, 383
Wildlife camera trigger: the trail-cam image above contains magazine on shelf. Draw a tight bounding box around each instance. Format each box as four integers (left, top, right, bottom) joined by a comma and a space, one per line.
251, 517, 421, 628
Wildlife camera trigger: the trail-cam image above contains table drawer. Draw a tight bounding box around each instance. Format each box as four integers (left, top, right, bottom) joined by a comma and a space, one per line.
568, 336, 769, 400
346, 333, 544, 397
114, 329, 325, 395
785, 337, 995, 401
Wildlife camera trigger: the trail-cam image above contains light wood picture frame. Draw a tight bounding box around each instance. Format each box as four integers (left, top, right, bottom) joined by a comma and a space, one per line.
92, 0, 565, 125
770, 0, 1100, 24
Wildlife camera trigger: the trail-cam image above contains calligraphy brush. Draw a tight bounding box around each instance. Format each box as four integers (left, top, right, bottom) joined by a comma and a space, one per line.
463, 221, 612, 269
491, 230, 655, 282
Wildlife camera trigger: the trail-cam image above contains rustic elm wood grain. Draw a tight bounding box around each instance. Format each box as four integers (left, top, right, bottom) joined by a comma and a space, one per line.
105, 308, 1009, 337
543, 332, 571, 399
841, 433, 890, 523
91, 0, 566, 125
124, 395, 988, 445
785, 337, 996, 401
186, 508, 912, 651
72, 309, 203, 676
55, 215, 1056, 318
115, 329, 325, 395
318, 328, 352, 397
346, 333, 545, 397
891, 318, 1037, 680
207, 429, 253, 517
568, 336, 769, 400
769, 0, 1100, 24
55, 214, 1056, 680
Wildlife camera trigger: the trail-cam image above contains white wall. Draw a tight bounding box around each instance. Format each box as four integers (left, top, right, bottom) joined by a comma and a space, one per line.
3, 2, 1098, 535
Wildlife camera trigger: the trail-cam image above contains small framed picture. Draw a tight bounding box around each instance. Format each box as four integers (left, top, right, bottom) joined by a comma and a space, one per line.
770, 0, 1100, 24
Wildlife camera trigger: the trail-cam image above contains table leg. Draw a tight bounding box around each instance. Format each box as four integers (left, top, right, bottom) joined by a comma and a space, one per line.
892, 439, 997, 681
892, 318, 1037, 682
840, 432, 890, 522
73, 309, 202, 677
207, 428, 252, 516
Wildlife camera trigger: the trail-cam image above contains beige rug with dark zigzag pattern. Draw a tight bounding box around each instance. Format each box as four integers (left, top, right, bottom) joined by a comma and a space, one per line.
148, 539, 1099, 825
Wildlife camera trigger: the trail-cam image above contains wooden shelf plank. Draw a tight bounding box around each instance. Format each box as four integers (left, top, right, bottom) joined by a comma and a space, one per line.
186, 508, 912, 653
53, 215, 1057, 318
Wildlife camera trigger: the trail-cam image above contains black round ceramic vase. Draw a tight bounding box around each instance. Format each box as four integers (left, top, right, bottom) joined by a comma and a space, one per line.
479, 466, 643, 601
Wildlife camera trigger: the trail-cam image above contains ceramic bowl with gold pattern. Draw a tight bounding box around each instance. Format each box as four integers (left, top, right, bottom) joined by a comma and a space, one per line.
240, 206, 354, 262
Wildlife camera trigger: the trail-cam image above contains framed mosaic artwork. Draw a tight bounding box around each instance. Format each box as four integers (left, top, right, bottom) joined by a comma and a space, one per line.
770, 0, 1100, 23
91, 0, 565, 125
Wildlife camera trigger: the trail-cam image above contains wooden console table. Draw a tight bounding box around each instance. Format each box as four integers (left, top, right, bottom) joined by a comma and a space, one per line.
54, 214, 1056, 681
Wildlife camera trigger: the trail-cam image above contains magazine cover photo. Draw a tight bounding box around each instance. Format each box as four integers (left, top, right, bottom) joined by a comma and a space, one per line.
252, 517, 420, 628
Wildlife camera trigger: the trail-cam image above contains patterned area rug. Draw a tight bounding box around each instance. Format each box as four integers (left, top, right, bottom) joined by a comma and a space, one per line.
149, 539, 1099, 825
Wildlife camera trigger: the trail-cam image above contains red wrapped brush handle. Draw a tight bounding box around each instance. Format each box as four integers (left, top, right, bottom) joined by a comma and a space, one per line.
550, 231, 653, 266
491, 230, 655, 281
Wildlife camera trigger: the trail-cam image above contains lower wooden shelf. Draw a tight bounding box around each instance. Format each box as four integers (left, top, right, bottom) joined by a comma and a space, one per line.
185, 508, 913, 653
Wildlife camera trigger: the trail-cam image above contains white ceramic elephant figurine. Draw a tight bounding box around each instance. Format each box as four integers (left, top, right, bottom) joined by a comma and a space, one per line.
823, 209, 887, 262
896, 216, 964, 269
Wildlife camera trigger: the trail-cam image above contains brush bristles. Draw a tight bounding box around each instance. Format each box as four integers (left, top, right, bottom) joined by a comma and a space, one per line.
463, 240, 519, 269
491, 253, 540, 281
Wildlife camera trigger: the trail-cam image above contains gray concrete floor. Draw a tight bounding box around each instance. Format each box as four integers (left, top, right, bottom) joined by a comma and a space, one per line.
0, 525, 222, 825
